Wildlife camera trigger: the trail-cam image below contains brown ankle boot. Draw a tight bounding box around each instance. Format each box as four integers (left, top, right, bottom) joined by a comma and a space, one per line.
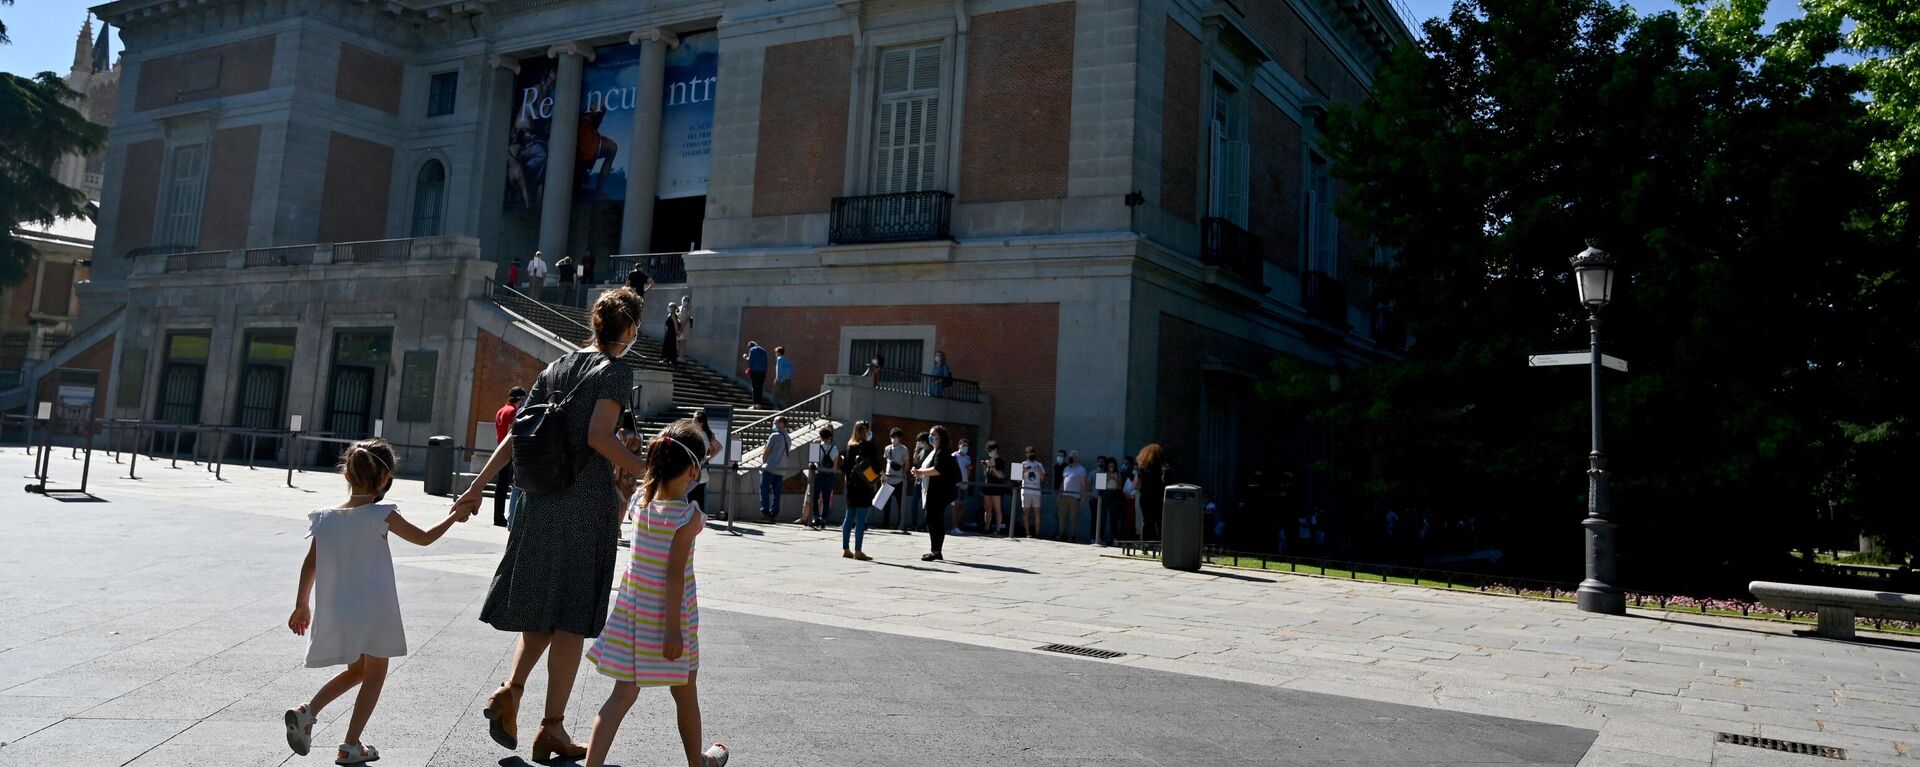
483, 682, 522, 750
530, 716, 586, 762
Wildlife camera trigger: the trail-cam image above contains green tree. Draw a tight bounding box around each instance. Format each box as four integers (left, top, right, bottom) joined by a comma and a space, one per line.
1296, 0, 1890, 589
1, 0, 108, 286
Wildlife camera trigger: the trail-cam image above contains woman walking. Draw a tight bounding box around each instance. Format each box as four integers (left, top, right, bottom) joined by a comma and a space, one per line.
1135, 443, 1169, 541
911, 425, 962, 561
454, 288, 647, 761
663, 303, 682, 364
582, 419, 730, 767
840, 421, 880, 560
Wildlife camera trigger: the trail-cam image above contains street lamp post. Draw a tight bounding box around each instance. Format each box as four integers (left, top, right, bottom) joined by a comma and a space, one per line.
1571, 242, 1625, 615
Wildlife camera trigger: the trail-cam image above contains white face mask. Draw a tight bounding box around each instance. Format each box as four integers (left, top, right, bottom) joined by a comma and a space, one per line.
620, 333, 637, 358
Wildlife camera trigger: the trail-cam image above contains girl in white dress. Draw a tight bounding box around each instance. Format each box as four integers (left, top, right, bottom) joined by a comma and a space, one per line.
283, 439, 472, 765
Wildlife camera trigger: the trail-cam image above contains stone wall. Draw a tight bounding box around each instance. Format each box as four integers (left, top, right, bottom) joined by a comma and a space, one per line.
133, 34, 277, 112
199, 125, 263, 251
317, 132, 395, 243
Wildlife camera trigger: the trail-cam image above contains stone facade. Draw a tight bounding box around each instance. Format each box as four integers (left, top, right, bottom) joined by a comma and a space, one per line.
72, 0, 1412, 505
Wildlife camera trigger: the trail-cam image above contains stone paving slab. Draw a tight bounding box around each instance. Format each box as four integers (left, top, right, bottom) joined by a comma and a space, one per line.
4, 451, 1919, 765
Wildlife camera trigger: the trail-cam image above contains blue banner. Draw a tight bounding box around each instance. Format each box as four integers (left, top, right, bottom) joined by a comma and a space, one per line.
657, 30, 717, 200
576, 42, 642, 202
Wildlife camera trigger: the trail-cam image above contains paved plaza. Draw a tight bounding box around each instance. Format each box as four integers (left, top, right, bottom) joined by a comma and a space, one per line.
2, 449, 1917, 766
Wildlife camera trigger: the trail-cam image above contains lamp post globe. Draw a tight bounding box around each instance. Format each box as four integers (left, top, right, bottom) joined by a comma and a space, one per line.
1572, 240, 1625, 615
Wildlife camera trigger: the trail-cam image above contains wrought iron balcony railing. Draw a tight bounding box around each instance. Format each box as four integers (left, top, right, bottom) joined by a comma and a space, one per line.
829, 190, 954, 245
605, 252, 687, 285
1303, 270, 1350, 327
1201, 217, 1266, 288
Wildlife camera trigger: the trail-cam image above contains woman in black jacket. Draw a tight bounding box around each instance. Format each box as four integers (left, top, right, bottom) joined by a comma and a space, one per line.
911, 425, 963, 561
1135, 443, 1169, 541
840, 421, 881, 560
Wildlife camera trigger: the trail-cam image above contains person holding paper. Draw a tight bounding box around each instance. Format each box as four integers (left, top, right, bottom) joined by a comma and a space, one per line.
911, 426, 962, 561
883, 429, 909, 529
840, 421, 881, 561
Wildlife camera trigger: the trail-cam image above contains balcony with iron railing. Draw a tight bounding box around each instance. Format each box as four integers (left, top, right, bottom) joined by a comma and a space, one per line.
1303, 270, 1351, 328
1201, 217, 1266, 289
829, 191, 954, 245
603, 252, 687, 285
863, 364, 983, 403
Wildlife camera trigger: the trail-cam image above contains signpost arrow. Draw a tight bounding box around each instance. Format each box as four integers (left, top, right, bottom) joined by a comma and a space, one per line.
1529, 352, 1628, 373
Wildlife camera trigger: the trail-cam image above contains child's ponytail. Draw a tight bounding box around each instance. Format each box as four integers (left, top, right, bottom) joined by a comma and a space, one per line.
339, 438, 397, 497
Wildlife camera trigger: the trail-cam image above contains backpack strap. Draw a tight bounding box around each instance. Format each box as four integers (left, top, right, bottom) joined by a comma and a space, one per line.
548, 352, 615, 408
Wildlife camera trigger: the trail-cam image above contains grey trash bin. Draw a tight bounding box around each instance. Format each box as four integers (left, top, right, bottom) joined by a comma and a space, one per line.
1161, 483, 1205, 571
424, 436, 455, 496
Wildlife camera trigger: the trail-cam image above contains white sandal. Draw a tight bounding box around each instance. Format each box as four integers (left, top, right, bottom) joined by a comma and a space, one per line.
704, 743, 730, 766
336, 742, 380, 765
283, 704, 314, 756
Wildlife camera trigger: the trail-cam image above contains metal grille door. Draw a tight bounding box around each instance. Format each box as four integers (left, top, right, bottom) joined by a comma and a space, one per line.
849, 339, 925, 390
234, 364, 285, 460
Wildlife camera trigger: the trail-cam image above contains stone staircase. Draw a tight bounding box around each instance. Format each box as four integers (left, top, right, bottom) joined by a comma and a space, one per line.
486, 287, 826, 462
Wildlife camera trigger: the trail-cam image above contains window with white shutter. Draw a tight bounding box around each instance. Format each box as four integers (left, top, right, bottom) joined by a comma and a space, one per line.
871, 44, 943, 194
1206, 78, 1249, 226
160, 144, 208, 248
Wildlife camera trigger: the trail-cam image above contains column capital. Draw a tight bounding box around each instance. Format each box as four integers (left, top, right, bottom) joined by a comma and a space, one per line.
628, 27, 680, 49
547, 41, 596, 62
488, 55, 520, 74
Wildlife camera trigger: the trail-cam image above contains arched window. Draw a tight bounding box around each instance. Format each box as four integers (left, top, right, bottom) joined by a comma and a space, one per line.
410, 160, 446, 237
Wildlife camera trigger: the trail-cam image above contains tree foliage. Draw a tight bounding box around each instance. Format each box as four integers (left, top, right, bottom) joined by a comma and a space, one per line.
1296, 0, 1910, 589
1, 0, 107, 286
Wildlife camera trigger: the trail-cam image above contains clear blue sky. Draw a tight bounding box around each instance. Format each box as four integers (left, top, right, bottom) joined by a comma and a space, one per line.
1, 0, 120, 78
0, 0, 1815, 79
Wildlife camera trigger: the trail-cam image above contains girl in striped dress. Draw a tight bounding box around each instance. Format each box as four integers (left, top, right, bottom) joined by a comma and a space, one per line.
583, 419, 729, 767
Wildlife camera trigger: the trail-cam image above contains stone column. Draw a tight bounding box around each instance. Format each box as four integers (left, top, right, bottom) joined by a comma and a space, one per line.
619, 29, 677, 255
538, 42, 592, 260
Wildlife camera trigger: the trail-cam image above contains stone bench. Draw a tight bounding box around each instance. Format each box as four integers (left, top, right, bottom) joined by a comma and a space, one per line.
1748, 581, 1920, 639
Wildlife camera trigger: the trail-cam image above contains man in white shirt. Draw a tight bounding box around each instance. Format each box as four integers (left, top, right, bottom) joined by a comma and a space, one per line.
526, 251, 550, 301
1058, 451, 1088, 543
1019, 446, 1047, 539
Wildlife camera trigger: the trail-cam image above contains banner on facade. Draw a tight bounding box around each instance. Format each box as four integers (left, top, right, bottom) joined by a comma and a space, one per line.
506, 56, 558, 209
657, 30, 717, 200
576, 42, 641, 203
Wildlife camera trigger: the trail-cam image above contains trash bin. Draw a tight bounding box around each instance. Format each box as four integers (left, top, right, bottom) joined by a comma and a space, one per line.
1161, 483, 1205, 571
424, 436, 455, 496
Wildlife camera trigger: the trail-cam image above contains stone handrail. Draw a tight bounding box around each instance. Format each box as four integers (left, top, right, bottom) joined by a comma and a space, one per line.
1748, 580, 1920, 639
139, 235, 482, 275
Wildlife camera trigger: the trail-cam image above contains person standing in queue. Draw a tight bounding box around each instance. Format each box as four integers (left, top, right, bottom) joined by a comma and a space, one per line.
910, 425, 962, 561
1135, 444, 1169, 541
491, 387, 527, 527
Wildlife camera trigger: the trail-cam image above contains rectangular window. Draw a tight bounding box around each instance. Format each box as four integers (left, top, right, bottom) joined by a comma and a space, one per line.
160, 144, 208, 248
33, 261, 76, 316
1207, 78, 1249, 226
849, 338, 926, 391
871, 44, 943, 194
426, 71, 458, 116
1304, 154, 1335, 275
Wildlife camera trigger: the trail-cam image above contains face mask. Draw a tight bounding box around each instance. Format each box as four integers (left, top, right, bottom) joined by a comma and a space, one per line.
620, 334, 638, 358
960, 446, 969, 455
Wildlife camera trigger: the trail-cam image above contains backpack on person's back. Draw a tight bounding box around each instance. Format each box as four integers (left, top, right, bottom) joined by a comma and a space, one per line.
511, 353, 613, 495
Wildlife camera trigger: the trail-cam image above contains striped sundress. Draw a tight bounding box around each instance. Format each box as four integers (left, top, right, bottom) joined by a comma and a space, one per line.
587, 497, 703, 685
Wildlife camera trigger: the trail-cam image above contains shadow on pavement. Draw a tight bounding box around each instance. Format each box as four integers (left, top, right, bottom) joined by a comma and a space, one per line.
1200, 569, 1277, 583
944, 560, 1037, 575
869, 560, 955, 573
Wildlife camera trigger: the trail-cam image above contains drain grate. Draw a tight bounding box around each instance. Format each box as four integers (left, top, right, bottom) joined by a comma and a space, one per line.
1036, 643, 1126, 660
1717, 733, 1847, 760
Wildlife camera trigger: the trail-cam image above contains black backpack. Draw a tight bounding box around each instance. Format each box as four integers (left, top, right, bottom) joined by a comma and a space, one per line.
512, 353, 613, 496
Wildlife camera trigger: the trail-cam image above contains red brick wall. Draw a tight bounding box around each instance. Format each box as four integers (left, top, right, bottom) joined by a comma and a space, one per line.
468, 329, 547, 457
335, 43, 405, 115
1242, 3, 1311, 84
198, 125, 261, 250
753, 37, 853, 216
6, 262, 40, 326
960, 2, 1076, 203
316, 132, 394, 243
115, 140, 163, 255
134, 35, 277, 112
739, 303, 1060, 457
1249, 98, 1303, 271
1160, 20, 1202, 221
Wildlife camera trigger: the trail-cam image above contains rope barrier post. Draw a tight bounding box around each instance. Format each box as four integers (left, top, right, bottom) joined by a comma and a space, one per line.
247, 433, 257, 469
170, 429, 181, 469
127, 428, 140, 479
78, 441, 92, 494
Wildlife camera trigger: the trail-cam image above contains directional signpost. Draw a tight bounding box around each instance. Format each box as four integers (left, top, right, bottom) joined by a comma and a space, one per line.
1528, 352, 1628, 373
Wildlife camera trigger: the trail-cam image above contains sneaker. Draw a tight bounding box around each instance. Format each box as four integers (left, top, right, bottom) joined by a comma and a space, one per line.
704, 743, 731, 767
950, 527, 964, 536
284, 705, 314, 756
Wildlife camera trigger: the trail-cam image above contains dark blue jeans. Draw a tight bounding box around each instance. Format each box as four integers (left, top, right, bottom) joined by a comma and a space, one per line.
759, 471, 782, 519
809, 472, 836, 524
